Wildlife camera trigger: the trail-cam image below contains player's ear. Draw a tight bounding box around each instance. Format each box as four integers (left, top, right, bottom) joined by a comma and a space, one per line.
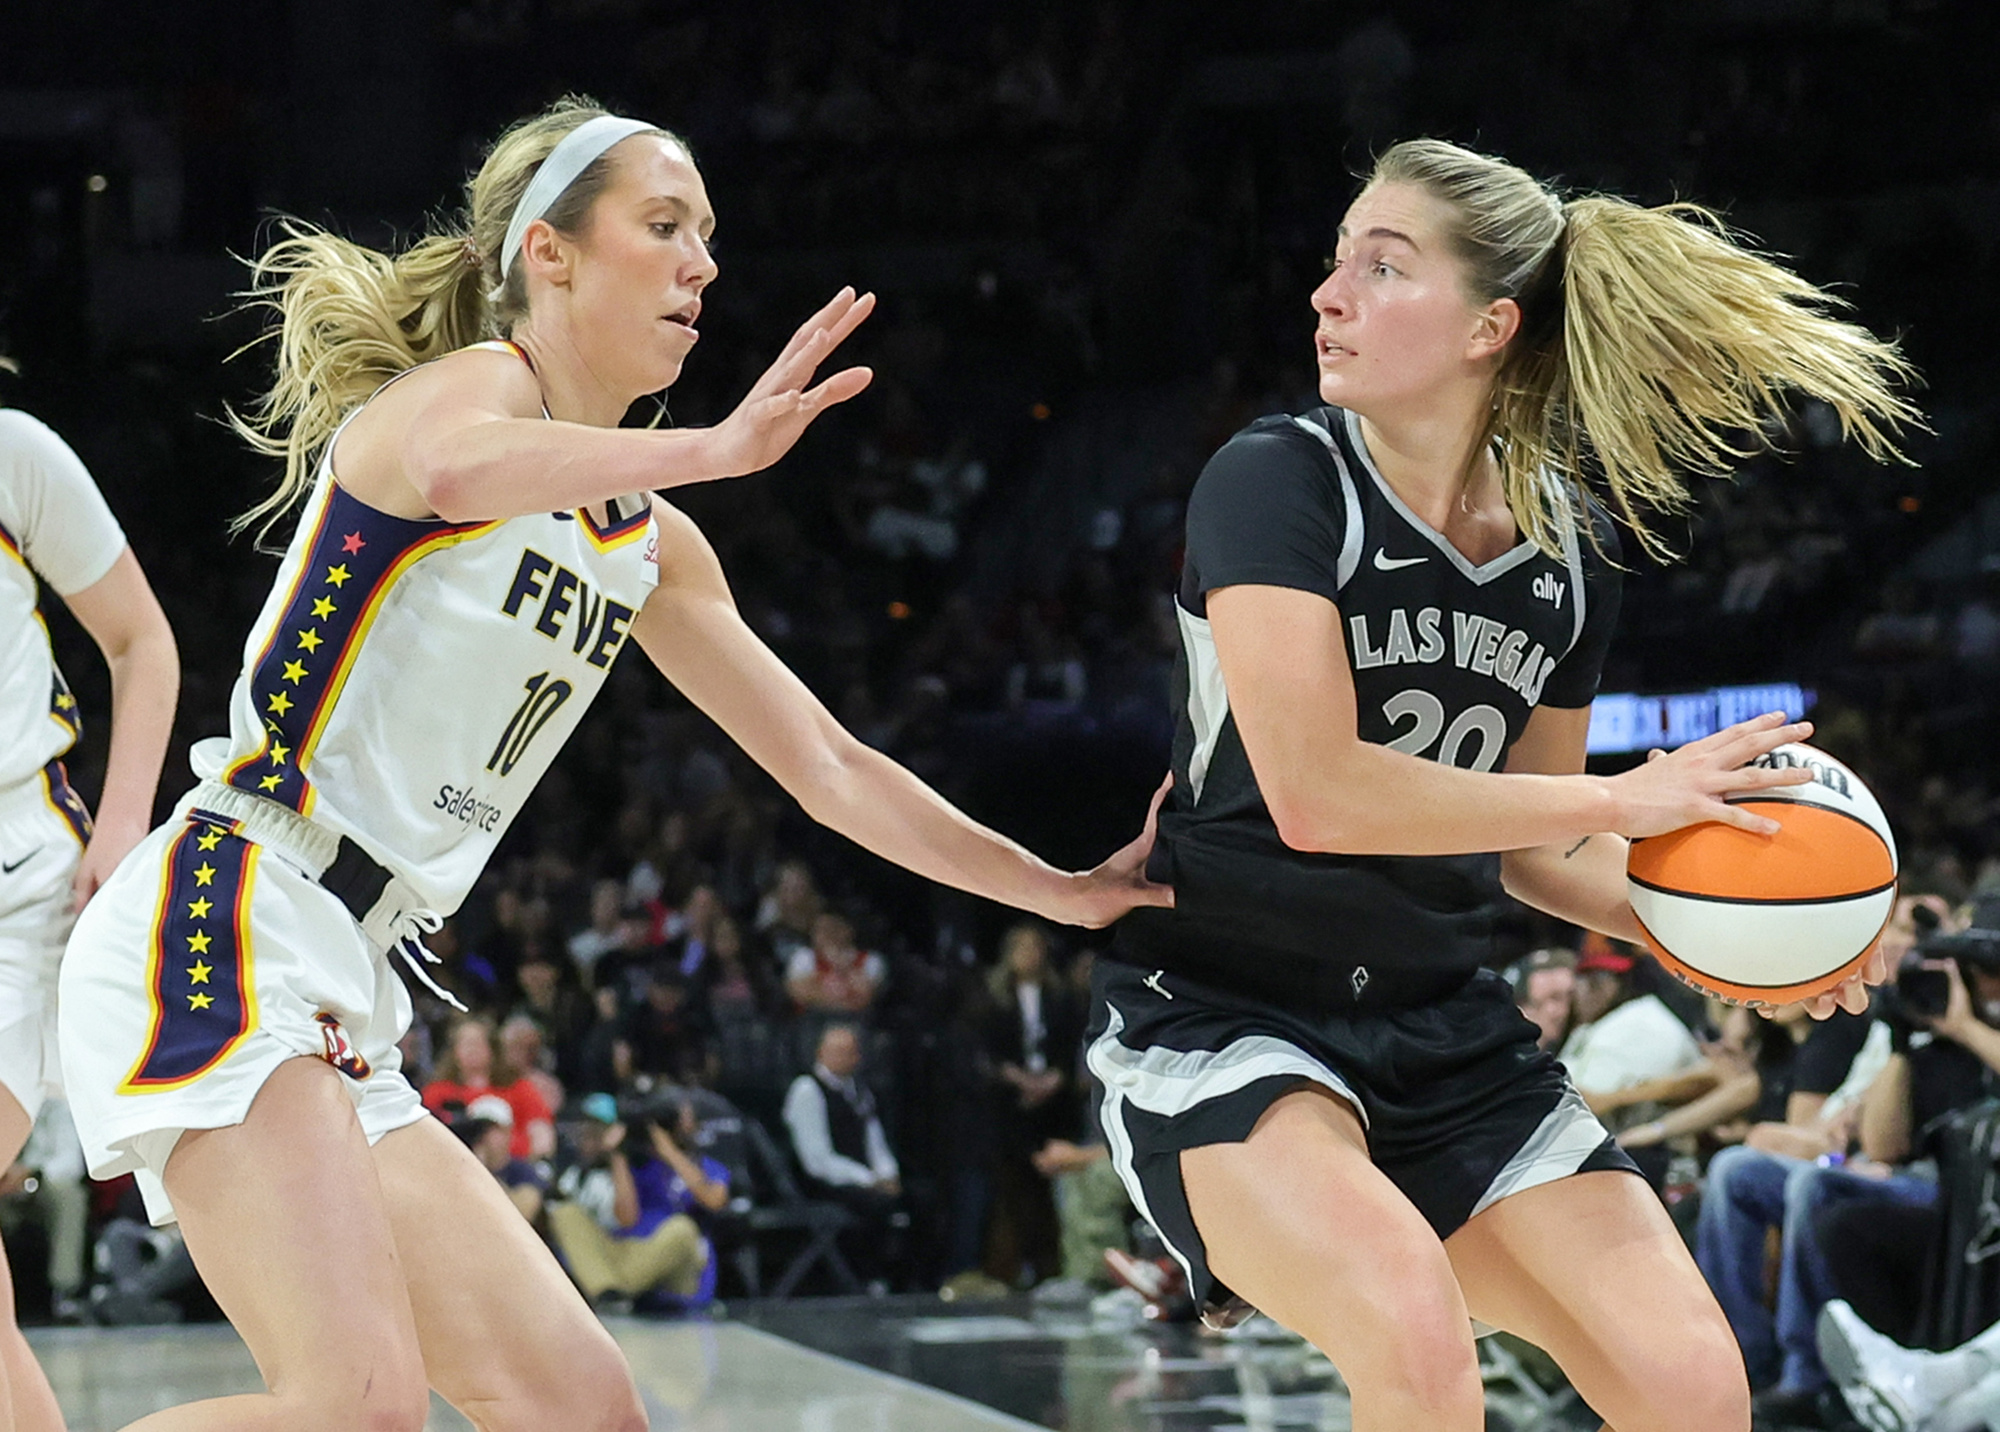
1468, 297, 1521, 362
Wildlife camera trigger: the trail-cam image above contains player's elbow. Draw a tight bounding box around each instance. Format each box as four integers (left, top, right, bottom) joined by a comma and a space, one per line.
403, 438, 485, 523
1268, 796, 1346, 854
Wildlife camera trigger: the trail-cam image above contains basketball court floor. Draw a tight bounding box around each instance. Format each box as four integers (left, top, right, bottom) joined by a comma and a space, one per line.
29, 1295, 1610, 1432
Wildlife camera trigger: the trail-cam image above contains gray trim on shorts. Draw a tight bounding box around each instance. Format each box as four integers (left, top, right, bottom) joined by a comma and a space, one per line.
1468, 1086, 1615, 1221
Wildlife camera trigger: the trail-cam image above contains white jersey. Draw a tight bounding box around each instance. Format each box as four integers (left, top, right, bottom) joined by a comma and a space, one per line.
211, 392, 659, 915
0, 410, 128, 793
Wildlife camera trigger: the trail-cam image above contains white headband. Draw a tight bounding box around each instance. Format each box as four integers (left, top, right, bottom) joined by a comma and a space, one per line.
495, 115, 658, 290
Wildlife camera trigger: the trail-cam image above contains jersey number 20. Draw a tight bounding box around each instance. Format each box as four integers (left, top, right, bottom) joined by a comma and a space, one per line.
488, 671, 573, 777
1381, 690, 1507, 772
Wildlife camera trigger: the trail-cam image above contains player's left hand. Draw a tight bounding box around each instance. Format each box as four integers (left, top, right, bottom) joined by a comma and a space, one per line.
1054, 773, 1176, 928
71, 816, 149, 912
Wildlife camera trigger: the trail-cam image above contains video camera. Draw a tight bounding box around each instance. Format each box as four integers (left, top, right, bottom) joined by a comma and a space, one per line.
1898, 899, 2000, 1019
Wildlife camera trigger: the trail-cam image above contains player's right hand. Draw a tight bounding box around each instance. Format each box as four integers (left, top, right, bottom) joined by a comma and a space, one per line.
703, 287, 875, 478
1606, 711, 1815, 840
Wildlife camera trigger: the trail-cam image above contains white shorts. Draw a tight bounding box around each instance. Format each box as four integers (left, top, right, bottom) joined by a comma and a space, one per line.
0, 761, 92, 1122
59, 797, 427, 1226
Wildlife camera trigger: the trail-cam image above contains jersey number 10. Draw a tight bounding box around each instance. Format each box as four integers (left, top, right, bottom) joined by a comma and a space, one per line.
1381, 690, 1507, 772
487, 671, 574, 777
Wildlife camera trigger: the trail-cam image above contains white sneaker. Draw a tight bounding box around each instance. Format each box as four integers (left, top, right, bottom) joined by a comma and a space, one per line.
1817, 1300, 1933, 1432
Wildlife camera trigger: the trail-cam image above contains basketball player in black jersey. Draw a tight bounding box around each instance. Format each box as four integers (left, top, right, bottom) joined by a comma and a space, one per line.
1088, 140, 1917, 1431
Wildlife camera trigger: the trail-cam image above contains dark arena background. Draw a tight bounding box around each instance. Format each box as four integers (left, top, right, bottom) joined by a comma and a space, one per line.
3, 3, 1999, 1430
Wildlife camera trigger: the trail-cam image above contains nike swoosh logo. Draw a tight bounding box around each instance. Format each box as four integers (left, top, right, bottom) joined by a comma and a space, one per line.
1, 848, 43, 875
1372, 549, 1428, 571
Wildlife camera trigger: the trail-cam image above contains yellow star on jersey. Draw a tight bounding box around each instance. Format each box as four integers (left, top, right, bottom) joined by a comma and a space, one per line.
269, 742, 291, 767
187, 897, 212, 920
186, 960, 212, 985
192, 863, 216, 887
266, 690, 294, 717
55, 693, 75, 709
297, 628, 323, 654
311, 596, 337, 620
282, 660, 307, 685
258, 774, 283, 792
186, 930, 212, 955
188, 992, 214, 1012
325, 564, 350, 588
195, 829, 223, 852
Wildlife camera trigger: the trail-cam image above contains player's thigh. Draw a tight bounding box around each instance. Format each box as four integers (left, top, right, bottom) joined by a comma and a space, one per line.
370, 1113, 643, 1432
162, 1055, 430, 1428
1180, 1085, 1480, 1407
1445, 1169, 1749, 1432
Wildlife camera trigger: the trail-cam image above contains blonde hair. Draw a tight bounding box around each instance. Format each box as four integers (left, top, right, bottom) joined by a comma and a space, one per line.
229, 95, 678, 542
1366, 140, 1922, 559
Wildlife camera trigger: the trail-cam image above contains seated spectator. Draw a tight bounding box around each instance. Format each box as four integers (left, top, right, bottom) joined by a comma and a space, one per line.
624, 964, 713, 1085
1689, 995, 1903, 1425
455, 1097, 548, 1224
782, 1023, 907, 1287
756, 859, 824, 965
1557, 941, 1705, 1131
499, 1013, 565, 1117
548, 1093, 728, 1310
1509, 946, 1577, 1052
566, 878, 630, 975
1819, 1299, 2000, 1432
785, 913, 885, 1015
510, 945, 593, 1089
423, 1016, 556, 1160
688, 912, 781, 1023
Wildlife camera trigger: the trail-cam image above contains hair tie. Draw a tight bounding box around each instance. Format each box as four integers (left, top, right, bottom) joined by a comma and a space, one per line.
462, 237, 480, 269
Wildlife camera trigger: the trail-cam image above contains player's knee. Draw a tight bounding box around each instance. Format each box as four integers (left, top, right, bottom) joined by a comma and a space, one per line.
1632, 1309, 1751, 1432
1321, 1280, 1480, 1416
345, 1367, 431, 1432
486, 1329, 643, 1432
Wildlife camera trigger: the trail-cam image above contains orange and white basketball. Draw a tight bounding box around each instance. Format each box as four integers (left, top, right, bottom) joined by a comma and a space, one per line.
1626, 743, 1897, 1005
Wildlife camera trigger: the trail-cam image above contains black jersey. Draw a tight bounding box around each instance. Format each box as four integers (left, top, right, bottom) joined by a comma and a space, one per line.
1117, 405, 1622, 1011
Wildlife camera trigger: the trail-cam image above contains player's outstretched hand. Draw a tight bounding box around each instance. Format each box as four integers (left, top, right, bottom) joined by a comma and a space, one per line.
1055, 773, 1177, 929
1608, 712, 1816, 840
705, 287, 876, 477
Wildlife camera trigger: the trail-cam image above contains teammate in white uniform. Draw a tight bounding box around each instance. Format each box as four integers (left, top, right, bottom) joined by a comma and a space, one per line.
0, 401, 177, 1429
58, 99, 1168, 1432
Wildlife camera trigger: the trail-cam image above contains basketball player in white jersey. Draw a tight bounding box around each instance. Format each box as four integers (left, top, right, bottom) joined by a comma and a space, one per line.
1087, 141, 1916, 1432
0, 395, 177, 1428
58, 99, 1168, 1430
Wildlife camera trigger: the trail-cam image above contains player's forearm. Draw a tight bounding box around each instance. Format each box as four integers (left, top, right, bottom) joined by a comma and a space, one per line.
94, 608, 178, 837
411, 419, 729, 524
801, 738, 1076, 923
1501, 833, 1644, 942
1275, 741, 1622, 857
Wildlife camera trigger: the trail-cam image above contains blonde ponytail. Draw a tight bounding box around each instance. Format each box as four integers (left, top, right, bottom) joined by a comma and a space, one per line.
229, 95, 677, 544
1369, 140, 1921, 559
228, 226, 486, 541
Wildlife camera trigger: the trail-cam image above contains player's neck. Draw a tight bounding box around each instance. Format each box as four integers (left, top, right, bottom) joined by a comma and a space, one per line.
1353, 401, 1512, 554
510, 316, 633, 430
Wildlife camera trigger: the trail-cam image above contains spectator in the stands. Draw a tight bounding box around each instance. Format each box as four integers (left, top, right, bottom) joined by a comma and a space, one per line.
688, 912, 781, 1023
1509, 946, 1577, 1052
785, 912, 886, 1015
499, 1013, 564, 1118
511, 943, 593, 1089
756, 859, 824, 965
422, 1015, 556, 1160
783, 1023, 906, 1288
1808, 897, 2000, 1367
1688, 993, 1887, 1423
566, 877, 633, 976
1557, 939, 1705, 1128
548, 1094, 728, 1310
981, 922, 1082, 1285
455, 1099, 548, 1224
624, 965, 713, 1085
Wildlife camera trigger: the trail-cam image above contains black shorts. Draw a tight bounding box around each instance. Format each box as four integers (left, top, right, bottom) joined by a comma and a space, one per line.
1086, 957, 1639, 1323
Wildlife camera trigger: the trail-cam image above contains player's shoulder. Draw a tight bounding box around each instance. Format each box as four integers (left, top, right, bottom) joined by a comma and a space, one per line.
0, 406, 76, 464
1194, 406, 1347, 504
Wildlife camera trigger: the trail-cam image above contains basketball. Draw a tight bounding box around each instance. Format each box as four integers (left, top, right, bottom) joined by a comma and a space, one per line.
1627, 743, 1898, 1005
